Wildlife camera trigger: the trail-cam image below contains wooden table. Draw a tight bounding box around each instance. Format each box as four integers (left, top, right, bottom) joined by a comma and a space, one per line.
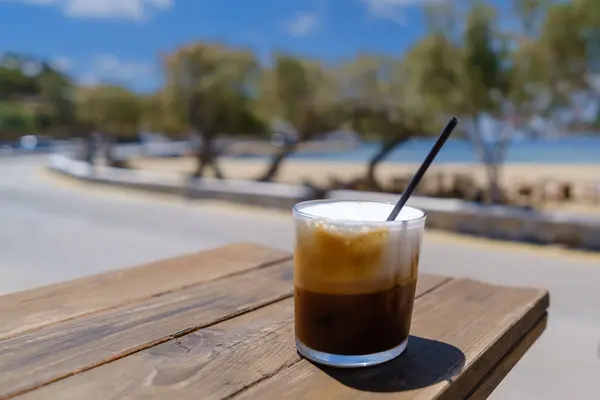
0, 243, 549, 400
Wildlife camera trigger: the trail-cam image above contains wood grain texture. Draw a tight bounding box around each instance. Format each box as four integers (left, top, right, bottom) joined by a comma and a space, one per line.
233, 278, 549, 400
466, 314, 548, 400
0, 243, 289, 339
0, 260, 294, 399
15, 275, 451, 400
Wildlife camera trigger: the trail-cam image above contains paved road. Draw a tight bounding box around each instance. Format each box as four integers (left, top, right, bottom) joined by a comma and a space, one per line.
1, 156, 599, 399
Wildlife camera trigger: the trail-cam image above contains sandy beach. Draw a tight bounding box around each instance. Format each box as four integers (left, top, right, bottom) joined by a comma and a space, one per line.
130, 156, 599, 188
130, 156, 600, 215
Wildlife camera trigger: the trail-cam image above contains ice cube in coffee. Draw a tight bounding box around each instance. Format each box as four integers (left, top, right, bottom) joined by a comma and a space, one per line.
292, 200, 426, 367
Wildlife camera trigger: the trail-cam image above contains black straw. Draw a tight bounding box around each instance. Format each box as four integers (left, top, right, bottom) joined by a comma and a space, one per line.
386, 117, 459, 222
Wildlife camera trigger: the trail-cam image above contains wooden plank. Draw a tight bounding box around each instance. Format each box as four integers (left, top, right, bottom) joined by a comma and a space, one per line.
232, 279, 548, 400
0, 259, 294, 399
466, 314, 548, 400
14, 275, 451, 400
0, 243, 289, 339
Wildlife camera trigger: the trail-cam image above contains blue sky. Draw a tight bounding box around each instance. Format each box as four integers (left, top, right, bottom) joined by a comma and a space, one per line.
0, 0, 442, 92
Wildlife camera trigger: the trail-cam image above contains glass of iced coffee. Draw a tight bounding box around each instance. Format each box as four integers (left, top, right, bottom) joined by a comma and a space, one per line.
293, 199, 426, 368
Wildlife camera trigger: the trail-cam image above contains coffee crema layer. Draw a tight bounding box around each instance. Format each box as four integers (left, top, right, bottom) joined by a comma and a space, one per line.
294, 221, 420, 295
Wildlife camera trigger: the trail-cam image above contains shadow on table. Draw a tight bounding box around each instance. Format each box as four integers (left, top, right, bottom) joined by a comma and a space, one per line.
314, 336, 465, 393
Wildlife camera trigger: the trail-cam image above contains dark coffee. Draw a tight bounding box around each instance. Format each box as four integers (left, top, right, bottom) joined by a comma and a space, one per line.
295, 281, 417, 355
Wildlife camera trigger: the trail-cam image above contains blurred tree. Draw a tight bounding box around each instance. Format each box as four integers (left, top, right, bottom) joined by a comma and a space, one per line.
534, 0, 600, 119
0, 54, 77, 139
417, 2, 513, 203
77, 85, 142, 139
0, 102, 38, 141
513, 0, 551, 37
36, 63, 76, 137
162, 43, 265, 179
338, 53, 432, 188
0, 54, 39, 101
76, 85, 143, 166
255, 53, 343, 182
0, 67, 38, 101
538, 2, 587, 108
141, 91, 186, 138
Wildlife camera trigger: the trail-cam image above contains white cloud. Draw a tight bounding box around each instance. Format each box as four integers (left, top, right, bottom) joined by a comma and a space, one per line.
1, 0, 174, 21
282, 11, 319, 37
360, 0, 443, 25
80, 54, 155, 86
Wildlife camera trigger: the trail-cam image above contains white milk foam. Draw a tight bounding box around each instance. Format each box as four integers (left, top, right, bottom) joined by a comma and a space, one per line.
300, 201, 424, 223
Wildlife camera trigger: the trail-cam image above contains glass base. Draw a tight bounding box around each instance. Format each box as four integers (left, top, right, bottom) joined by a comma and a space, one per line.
296, 337, 408, 368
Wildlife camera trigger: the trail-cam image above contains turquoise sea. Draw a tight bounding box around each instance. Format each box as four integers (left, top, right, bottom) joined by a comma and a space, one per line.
280, 136, 600, 164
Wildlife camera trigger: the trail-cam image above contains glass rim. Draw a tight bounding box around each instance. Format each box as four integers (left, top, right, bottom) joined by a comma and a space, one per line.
292, 199, 427, 226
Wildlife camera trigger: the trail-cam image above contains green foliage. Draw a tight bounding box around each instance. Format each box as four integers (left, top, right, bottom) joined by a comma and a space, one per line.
0, 67, 39, 100
77, 85, 143, 140
413, 2, 512, 121
0, 54, 77, 138
464, 3, 509, 114
255, 52, 341, 139
0, 102, 38, 140
36, 64, 76, 135
162, 42, 266, 138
